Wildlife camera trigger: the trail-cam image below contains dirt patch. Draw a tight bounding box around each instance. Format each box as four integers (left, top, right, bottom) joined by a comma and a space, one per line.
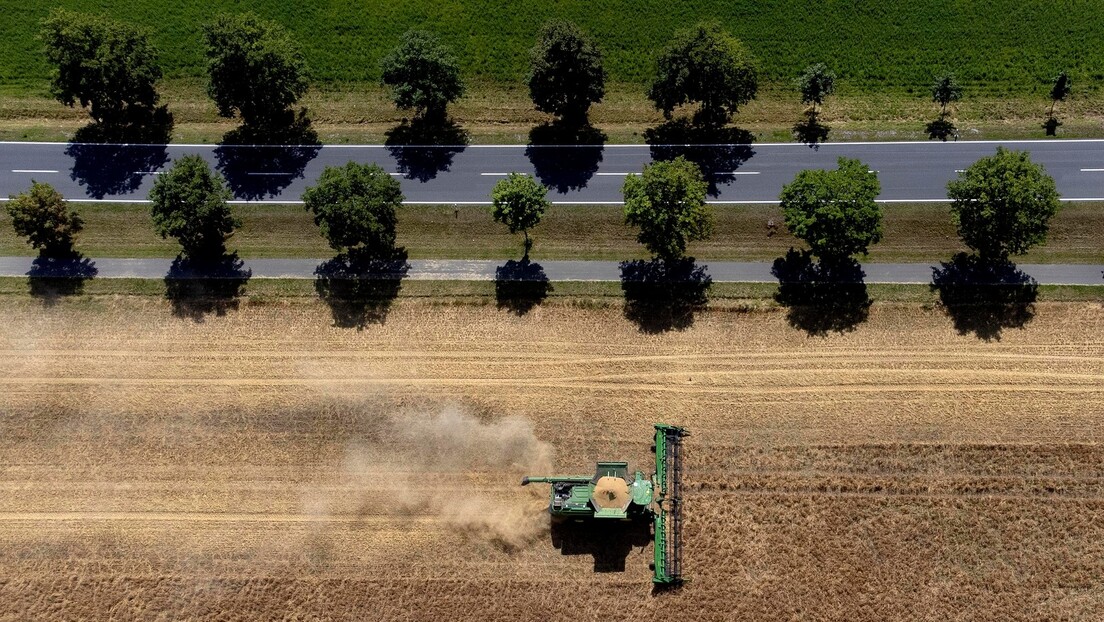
1, 298, 1103, 620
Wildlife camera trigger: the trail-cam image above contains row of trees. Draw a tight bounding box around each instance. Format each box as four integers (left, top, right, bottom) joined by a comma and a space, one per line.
43, 12, 1079, 144
6, 148, 1061, 279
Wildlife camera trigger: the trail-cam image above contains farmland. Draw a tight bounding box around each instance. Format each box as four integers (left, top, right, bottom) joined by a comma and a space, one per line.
3, 1, 1104, 93
2, 296, 1104, 620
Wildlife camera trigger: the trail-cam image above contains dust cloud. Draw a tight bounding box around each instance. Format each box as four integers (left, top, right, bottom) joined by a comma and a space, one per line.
330, 406, 554, 552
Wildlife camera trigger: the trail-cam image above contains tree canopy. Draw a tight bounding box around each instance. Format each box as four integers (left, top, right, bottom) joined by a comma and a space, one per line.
380, 30, 465, 120
7, 182, 84, 257
1050, 71, 1073, 104
41, 10, 163, 125
947, 147, 1060, 259
780, 157, 883, 260
648, 23, 758, 126
798, 63, 836, 110
931, 74, 962, 115
203, 13, 309, 126
622, 157, 712, 260
491, 173, 551, 257
302, 162, 404, 256
149, 155, 238, 258
527, 20, 606, 124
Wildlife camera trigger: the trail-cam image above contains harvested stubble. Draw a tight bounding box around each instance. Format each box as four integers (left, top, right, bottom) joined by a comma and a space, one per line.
1, 297, 1103, 621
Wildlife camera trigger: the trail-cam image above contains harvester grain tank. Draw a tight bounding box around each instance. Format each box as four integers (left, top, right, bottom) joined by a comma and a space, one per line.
521, 423, 688, 585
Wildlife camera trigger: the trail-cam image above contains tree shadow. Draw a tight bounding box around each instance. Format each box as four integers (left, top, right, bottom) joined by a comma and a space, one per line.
792, 112, 831, 149
525, 121, 606, 193
771, 249, 872, 336
1044, 117, 1061, 136
550, 518, 653, 573
26, 251, 98, 305
164, 252, 252, 322
644, 118, 755, 196
314, 249, 410, 329
495, 259, 553, 316
926, 117, 958, 141
930, 252, 1038, 341
384, 116, 469, 182
620, 258, 712, 333
66, 107, 173, 199
214, 109, 322, 200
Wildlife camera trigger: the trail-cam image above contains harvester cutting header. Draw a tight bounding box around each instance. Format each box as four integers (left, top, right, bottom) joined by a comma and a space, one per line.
522, 424, 688, 584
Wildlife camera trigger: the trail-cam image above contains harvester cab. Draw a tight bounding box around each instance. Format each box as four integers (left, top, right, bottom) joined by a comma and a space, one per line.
521, 423, 689, 585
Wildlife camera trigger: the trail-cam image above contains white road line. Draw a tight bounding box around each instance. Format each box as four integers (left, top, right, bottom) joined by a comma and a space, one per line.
719, 171, 760, 175
1080, 168, 1104, 172
954, 169, 966, 173
247, 172, 293, 176
595, 172, 640, 176
5, 138, 1104, 148
11, 169, 58, 173
388, 172, 403, 176
135, 171, 163, 175
479, 172, 509, 176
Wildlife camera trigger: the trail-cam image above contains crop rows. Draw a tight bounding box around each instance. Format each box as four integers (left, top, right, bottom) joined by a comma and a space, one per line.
2, 1, 1103, 93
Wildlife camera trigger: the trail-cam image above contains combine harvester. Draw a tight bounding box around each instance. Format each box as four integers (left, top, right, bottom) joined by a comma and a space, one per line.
521, 423, 688, 585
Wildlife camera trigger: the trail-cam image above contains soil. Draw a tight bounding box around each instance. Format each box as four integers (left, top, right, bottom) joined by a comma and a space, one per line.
1, 297, 1102, 621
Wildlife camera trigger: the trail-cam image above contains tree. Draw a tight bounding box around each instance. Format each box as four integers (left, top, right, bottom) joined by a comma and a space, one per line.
931, 74, 962, 117
1046, 71, 1072, 135
1049, 71, 1072, 116
622, 157, 711, 260
648, 23, 758, 126
798, 63, 836, 114
149, 155, 238, 258
7, 182, 83, 257
527, 20, 606, 124
380, 30, 465, 121
302, 163, 404, 256
203, 13, 308, 126
491, 173, 551, 257
41, 10, 163, 126
947, 147, 1060, 260
780, 157, 883, 260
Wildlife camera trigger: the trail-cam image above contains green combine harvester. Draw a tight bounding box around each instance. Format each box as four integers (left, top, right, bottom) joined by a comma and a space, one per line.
521, 423, 688, 585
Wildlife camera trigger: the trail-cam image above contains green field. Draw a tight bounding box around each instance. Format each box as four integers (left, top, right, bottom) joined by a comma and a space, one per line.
3, 1, 1103, 94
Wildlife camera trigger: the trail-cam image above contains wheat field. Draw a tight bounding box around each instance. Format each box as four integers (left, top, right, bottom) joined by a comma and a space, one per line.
1, 297, 1102, 620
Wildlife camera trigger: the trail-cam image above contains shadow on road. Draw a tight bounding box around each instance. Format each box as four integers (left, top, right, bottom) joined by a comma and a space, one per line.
66, 109, 173, 199
26, 252, 98, 305
215, 110, 322, 200
644, 119, 755, 197
620, 258, 712, 333
930, 252, 1038, 341
525, 121, 606, 193
792, 113, 831, 149
550, 518, 652, 573
494, 259, 552, 315
314, 249, 411, 329
385, 117, 469, 182
771, 249, 872, 336
164, 252, 252, 321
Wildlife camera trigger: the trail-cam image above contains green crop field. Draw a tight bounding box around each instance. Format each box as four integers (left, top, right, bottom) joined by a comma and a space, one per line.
2, 1, 1103, 95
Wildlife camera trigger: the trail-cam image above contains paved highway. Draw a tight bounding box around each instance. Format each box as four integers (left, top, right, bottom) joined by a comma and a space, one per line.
0, 139, 1102, 204
1, 257, 1101, 285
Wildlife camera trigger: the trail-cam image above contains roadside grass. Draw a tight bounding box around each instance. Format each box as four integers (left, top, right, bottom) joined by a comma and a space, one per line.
1, 202, 1101, 264
2, 81, 1102, 144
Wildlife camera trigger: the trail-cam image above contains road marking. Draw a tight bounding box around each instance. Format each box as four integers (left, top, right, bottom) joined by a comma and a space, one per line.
388, 172, 403, 176
5, 138, 1104, 148
954, 169, 966, 173
1080, 168, 1104, 172
479, 172, 510, 176
11, 169, 58, 173
247, 172, 293, 176
1, 197, 1099, 205
135, 171, 163, 175
595, 172, 640, 176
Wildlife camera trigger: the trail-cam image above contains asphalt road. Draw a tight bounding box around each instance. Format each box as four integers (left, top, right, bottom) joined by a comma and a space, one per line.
1, 257, 1101, 285
1, 139, 1102, 204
